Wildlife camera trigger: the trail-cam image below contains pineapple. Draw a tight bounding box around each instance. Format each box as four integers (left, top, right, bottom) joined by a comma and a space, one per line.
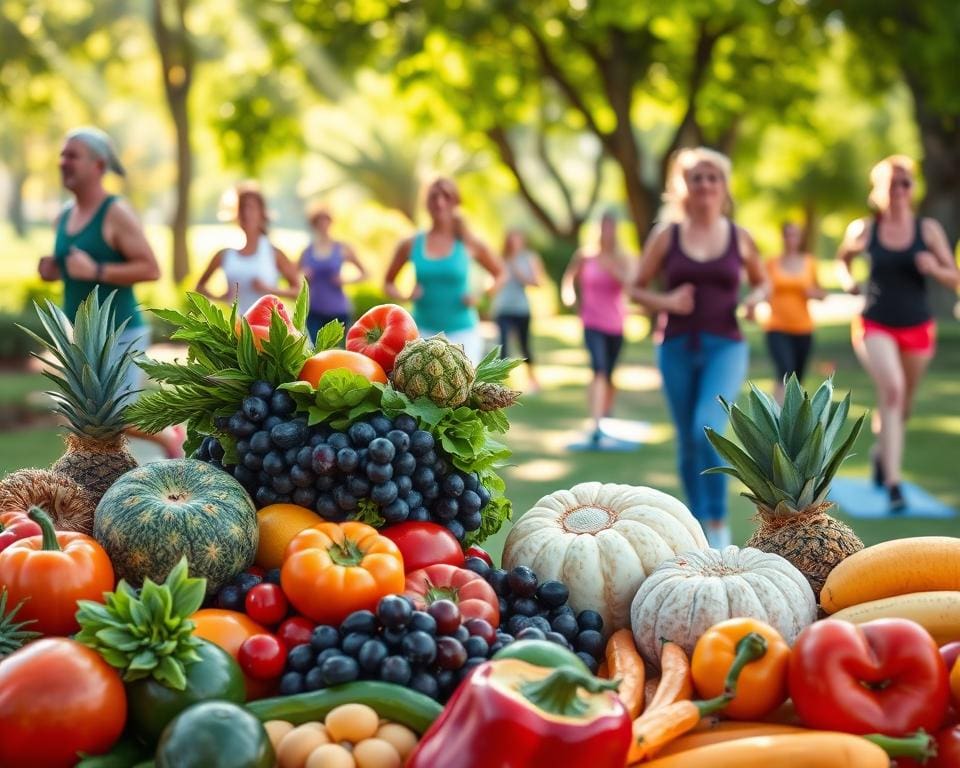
392, 336, 475, 408
705, 375, 866, 596
469, 381, 521, 411
21, 289, 140, 522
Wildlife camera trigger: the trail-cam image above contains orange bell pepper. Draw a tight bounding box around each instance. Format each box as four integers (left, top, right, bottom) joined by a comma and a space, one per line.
691, 617, 790, 721
280, 521, 405, 625
0, 507, 114, 636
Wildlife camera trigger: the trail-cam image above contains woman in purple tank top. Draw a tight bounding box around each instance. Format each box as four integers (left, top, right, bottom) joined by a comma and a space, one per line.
300, 203, 367, 340
631, 148, 766, 548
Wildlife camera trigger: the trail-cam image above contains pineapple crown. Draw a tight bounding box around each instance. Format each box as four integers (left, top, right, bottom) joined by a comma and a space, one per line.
20, 288, 140, 439
704, 375, 866, 517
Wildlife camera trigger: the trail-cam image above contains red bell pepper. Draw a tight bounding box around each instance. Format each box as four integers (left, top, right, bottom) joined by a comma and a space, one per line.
406, 658, 631, 768
0, 511, 41, 553
789, 618, 950, 736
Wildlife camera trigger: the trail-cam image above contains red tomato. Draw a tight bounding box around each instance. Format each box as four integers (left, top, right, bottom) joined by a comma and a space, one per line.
346, 304, 419, 373
238, 634, 287, 680
277, 616, 315, 650
403, 563, 500, 628
245, 583, 288, 627
243, 295, 295, 331
381, 521, 466, 573
942, 641, 960, 675
895, 725, 960, 768
465, 545, 493, 567
0, 638, 127, 768
789, 618, 950, 736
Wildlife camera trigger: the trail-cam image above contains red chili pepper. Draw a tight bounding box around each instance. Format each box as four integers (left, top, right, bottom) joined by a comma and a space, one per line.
789, 618, 950, 736
0, 511, 41, 553
405, 658, 632, 768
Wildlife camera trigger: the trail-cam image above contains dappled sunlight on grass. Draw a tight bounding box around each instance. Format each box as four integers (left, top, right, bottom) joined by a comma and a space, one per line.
910, 416, 960, 435
509, 458, 574, 483
613, 364, 661, 392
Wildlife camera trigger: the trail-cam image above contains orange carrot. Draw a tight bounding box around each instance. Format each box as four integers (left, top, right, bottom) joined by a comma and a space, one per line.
605, 629, 645, 718
646, 641, 693, 712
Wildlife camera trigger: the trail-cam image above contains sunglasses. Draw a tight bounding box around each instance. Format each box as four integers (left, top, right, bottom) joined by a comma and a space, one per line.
689, 173, 721, 184
891, 178, 913, 189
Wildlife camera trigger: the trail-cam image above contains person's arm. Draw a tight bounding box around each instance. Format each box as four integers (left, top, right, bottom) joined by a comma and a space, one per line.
629, 225, 693, 314
526, 252, 545, 287
195, 250, 228, 301
739, 228, 768, 314
805, 256, 828, 300
384, 238, 417, 301
255, 247, 302, 298
560, 250, 583, 308
916, 218, 960, 290
65, 201, 161, 285
470, 238, 504, 300
340, 245, 368, 285
835, 218, 869, 294
38, 211, 64, 281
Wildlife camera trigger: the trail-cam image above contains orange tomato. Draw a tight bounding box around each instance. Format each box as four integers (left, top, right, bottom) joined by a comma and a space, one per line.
691, 617, 791, 720
190, 608, 274, 700
0, 508, 114, 636
281, 521, 405, 625
256, 504, 326, 570
298, 350, 388, 386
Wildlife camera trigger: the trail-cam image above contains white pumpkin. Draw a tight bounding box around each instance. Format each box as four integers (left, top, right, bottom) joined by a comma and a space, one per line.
630, 545, 817, 667
502, 482, 708, 634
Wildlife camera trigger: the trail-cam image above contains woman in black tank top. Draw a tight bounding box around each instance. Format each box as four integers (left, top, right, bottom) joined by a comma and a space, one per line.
836, 155, 959, 511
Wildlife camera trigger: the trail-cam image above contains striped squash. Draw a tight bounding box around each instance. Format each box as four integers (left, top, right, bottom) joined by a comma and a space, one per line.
94, 459, 257, 594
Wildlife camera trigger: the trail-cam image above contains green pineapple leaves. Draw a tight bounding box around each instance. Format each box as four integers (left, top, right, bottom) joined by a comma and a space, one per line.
75, 557, 206, 691
18, 288, 140, 439
705, 375, 866, 516
0, 587, 41, 658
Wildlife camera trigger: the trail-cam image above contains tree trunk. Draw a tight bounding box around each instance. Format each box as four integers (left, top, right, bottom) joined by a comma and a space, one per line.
7, 165, 27, 239
152, 0, 194, 285
910, 82, 959, 318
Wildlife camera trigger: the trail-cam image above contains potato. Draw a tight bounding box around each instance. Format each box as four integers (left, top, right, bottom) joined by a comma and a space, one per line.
374, 723, 418, 759
278, 724, 331, 768
324, 703, 380, 743
264, 720, 295, 750
353, 738, 401, 768
305, 743, 355, 768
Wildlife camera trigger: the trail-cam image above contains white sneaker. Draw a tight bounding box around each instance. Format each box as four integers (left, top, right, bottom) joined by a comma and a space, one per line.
706, 524, 732, 549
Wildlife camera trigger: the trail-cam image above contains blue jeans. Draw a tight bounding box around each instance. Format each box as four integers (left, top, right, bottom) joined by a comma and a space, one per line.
657, 333, 749, 524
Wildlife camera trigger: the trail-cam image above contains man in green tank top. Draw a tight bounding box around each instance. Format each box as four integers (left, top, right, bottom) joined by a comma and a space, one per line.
38, 127, 183, 457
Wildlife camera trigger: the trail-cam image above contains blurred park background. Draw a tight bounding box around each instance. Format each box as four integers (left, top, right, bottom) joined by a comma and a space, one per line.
2, 1, 959, 556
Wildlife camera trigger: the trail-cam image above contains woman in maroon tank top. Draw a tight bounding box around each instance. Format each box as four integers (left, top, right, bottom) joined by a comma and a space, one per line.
835, 155, 958, 511
631, 148, 766, 548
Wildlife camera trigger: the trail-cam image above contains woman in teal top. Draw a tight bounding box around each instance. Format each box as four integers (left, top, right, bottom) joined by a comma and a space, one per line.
384, 178, 502, 364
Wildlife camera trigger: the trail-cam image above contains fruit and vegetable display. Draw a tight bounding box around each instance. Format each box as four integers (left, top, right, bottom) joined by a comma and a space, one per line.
1, 292, 959, 767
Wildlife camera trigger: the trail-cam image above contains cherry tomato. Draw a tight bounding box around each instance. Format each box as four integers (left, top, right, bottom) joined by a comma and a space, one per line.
238, 634, 287, 681
277, 616, 315, 650
245, 565, 267, 579
465, 545, 493, 567
244, 583, 288, 627
381, 521, 466, 573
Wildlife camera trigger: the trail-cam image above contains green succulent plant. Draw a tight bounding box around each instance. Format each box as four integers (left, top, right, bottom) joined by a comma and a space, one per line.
0, 587, 41, 658
75, 557, 206, 690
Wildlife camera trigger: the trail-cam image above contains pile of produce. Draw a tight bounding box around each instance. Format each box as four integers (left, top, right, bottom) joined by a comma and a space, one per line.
1, 291, 959, 767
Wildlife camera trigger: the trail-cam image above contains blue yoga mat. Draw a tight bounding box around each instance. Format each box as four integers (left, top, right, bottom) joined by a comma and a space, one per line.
829, 477, 956, 519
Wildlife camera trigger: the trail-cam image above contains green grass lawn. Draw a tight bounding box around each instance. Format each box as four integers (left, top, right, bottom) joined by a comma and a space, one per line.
1, 315, 958, 563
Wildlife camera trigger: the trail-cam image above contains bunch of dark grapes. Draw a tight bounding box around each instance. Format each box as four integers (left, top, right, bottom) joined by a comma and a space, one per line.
279, 595, 512, 702
209, 567, 281, 610
465, 558, 606, 673
193, 380, 492, 541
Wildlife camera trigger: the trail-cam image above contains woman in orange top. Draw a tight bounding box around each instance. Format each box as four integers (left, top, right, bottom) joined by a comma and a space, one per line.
763, 222, 826, 402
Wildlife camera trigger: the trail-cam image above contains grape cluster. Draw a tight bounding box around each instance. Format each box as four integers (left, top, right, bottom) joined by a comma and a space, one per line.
279, 595, 511, 702
465, 558, 606, 674
194, 380, 492, 541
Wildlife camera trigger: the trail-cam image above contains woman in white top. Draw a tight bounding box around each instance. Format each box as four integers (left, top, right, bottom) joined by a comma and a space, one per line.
196, 182, 302, 314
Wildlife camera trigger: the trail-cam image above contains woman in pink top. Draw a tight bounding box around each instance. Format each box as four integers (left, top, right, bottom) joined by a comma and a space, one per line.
561, 211, 632, 446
